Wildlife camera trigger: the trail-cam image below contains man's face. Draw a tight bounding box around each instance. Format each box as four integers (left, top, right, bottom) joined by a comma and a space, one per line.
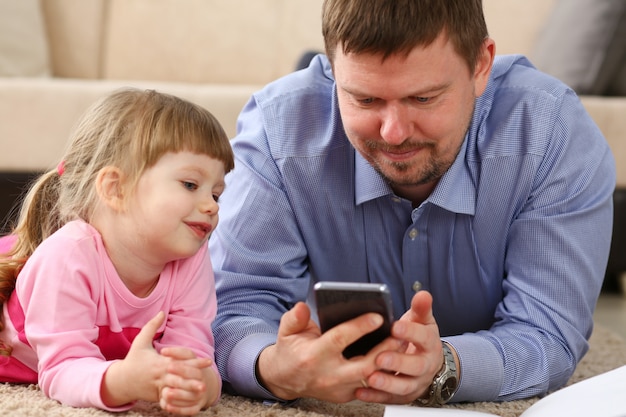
333, 33, 492, 196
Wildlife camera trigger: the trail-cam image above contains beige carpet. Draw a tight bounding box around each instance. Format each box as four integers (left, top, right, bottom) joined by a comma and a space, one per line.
1, 325, 624, 417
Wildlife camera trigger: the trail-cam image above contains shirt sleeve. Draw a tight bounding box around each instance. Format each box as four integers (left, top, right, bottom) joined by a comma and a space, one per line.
209, 94, 312, 400
449, 88, 615, 402
16, 231, 132, 411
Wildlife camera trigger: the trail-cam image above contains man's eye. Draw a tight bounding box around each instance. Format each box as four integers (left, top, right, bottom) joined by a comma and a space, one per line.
414, 96, 430, 103
182, 181, 198, 191
358, 97, 375, 105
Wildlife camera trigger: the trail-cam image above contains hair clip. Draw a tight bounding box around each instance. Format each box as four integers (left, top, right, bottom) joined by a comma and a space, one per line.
57, 160, 65, 176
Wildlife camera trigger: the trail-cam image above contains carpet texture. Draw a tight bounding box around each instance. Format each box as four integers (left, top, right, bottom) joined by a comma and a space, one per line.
1, 325, 624, 417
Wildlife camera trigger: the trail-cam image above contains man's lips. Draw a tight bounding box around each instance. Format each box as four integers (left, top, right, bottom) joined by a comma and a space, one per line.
379, 147, 422, 162
186, 221, 212, 238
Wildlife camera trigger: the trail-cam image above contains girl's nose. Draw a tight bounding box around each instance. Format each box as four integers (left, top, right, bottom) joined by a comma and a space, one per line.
201, 195, 219, 214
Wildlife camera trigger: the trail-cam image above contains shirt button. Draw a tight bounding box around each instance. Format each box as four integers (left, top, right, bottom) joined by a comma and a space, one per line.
408, 228, 418, 240
412, 281, 422, 292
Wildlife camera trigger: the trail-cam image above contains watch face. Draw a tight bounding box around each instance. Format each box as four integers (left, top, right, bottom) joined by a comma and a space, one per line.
440, 376, 458, 402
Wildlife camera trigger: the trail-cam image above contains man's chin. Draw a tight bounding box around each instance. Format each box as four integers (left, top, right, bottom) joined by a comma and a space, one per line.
382, 168, 441, 188
377, 163, 419, 184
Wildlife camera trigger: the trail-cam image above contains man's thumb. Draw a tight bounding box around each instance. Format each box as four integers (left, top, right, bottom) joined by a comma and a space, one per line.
410, 290, 436, 325
278, 302, 310, 337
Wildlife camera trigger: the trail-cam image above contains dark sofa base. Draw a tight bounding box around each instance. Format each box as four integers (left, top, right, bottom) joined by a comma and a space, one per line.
1, 171, 625, 292
0, 171, 41, 235
604, 189, 626, 293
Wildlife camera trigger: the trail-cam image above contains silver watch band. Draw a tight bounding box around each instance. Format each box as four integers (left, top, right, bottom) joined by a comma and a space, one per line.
417, 341, 458, 406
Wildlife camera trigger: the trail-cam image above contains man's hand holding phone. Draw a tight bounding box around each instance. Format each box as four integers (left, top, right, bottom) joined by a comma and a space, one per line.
355, 290, 449, 405
255, 295, 402, 403
255, 283, 445, 405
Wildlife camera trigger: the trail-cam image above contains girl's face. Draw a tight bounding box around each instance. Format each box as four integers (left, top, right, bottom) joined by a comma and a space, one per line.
128, 151, 226, 263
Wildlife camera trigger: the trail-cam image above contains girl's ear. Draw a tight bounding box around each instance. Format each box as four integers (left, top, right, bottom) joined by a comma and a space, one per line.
96, 166, 126, 211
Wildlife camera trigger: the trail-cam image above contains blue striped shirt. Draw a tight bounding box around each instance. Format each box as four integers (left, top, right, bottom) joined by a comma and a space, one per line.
209, 54, 615, 402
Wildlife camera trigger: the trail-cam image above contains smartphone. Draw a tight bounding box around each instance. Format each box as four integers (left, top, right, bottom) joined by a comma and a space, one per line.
314, 281, 394, 359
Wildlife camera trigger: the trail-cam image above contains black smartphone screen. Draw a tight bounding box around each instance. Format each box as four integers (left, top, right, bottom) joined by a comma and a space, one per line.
314, 281, 394, 358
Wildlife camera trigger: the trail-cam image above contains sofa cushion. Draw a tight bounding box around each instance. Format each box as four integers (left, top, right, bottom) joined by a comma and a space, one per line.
103, 0, 324, 85
0, 0, 50, 77
531, 0, 626, 95
40, 0, 107, 79
483, 0, 557, 57
0, 78, 257, 172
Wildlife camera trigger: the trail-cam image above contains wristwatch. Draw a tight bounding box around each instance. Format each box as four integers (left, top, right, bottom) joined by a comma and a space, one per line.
417, 341, 458, 406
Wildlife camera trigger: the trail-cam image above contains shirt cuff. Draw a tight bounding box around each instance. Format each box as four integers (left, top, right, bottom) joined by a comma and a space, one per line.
226, 332, 285, 400
443, 334, 503, 402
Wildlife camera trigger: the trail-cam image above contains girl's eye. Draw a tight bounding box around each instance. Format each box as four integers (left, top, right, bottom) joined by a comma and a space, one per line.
182, 181, 198, 191
212, 194, 221, 202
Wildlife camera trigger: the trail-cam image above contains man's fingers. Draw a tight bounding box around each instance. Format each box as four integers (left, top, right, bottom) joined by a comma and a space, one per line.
323, 313, 384, 354
366, 335, 407, 357
278, 302, 312, 337
392, 291, 440, 354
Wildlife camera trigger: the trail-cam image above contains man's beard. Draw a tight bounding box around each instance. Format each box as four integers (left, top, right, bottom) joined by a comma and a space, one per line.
363, 140, 456, 187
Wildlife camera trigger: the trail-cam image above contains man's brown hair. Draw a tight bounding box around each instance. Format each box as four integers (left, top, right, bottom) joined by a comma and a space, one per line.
322, 0, 488, 71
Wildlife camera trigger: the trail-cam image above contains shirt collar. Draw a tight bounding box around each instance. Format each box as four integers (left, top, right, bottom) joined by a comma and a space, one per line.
354, 151, 393, 205
353, 135, 476, 215
428, 136, 476, 215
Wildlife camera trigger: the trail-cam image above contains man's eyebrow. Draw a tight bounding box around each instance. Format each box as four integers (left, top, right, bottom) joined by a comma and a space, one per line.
341, 82, 451, 98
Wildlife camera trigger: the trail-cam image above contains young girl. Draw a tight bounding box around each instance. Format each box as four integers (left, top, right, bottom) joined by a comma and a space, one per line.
0, 88, 234, 415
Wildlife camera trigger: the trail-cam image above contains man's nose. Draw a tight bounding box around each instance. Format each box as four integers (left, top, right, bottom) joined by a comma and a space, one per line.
380, 103, 414, 145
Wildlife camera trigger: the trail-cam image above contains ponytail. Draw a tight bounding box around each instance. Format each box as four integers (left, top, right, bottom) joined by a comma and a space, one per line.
0, 170, 63, 342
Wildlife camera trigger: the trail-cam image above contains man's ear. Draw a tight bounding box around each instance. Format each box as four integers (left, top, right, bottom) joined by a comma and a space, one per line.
96, 166, 126, 211
473, 37, 496, 97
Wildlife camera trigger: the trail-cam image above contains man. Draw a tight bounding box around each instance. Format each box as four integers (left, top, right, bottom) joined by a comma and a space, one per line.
209, 0, 615, 406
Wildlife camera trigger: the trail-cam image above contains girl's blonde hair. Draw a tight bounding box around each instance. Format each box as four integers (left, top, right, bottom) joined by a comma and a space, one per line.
0, 88, 234, 344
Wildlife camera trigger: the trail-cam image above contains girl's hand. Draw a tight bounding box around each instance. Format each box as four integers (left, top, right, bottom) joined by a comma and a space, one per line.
158, 347, 219, 415
101, 311, 220, 414
101, 311, 169, 407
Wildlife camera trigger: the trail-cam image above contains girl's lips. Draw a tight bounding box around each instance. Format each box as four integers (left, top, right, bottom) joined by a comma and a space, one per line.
186, 222, 212, 238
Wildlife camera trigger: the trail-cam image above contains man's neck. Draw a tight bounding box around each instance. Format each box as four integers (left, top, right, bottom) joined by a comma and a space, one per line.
391, 181, 437, 209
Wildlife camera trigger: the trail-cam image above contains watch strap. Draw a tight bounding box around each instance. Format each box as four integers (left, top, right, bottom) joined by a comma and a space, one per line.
417, 341, 458, 406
